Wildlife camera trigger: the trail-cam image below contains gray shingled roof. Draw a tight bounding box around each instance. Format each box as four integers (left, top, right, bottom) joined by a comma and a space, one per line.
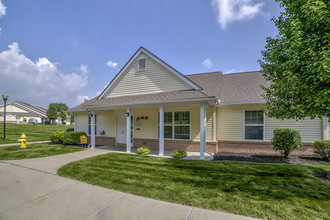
186, 71, 270, 105
69, 71, 269, 111
0, 100, 47, 118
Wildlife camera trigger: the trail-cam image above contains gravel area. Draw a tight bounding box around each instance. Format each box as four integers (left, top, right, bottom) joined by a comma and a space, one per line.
214, 152, 330, 166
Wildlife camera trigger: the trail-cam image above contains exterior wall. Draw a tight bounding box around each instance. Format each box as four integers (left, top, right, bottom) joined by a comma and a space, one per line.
106, 57, 191, 98
75, 112, 88, 134
131, 106, 214, 141
216, 105, 322, 143
217, 140, 314, 155
0, 105, 28, 113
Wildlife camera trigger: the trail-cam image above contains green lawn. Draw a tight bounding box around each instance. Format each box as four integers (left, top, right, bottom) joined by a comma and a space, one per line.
58, 153, 330, 220
0, 143, 83, 160
0, 123, 73, 144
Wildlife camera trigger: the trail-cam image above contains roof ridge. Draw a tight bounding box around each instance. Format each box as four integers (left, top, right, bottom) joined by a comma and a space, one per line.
186, 71, 222, 76
223, 70, 262, 76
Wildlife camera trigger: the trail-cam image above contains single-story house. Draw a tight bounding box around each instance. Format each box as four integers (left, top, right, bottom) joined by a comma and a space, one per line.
0, 100, 47, 124
69, 47, 329, 158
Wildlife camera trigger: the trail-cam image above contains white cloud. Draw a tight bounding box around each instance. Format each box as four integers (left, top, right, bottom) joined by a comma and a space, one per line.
202, 58, 213, 69
212, 0, 264, 29
0, 42, 89, 108
0, 0, 6, 17
79, 64, 89, 75
105, 60, 118, 68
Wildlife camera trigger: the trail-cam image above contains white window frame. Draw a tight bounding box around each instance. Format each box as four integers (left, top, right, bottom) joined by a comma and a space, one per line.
88, 114, 97, 136
138, 58, 147, 71
158, 111, 191, 140
243, 110, 265, 141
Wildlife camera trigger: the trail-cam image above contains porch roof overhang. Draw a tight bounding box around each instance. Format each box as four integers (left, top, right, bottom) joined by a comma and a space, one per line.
78, 97, 218, 111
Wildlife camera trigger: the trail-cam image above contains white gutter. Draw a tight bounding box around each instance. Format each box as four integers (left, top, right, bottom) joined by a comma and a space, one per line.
218, 102, 266, 106
83, 97, 218, 109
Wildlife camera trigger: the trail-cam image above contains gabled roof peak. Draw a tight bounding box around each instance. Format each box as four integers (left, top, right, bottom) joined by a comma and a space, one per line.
98, 47, 201, 99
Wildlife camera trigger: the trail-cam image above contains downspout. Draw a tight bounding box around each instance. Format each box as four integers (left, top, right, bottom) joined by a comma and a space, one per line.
322, 117, 327, 140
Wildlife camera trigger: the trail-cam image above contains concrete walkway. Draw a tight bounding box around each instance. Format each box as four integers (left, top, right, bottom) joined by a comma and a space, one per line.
0, 140, 52, 147
0, 149, 258, 220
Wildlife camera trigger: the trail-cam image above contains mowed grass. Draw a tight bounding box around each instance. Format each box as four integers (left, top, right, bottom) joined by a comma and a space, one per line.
0, 123, 73, 144
0, 143, 83, 160
58, 153, 330, 220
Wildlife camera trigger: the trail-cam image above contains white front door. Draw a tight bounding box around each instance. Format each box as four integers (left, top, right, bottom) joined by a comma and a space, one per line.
116, 112, 134, 145
116, 112, 126, 144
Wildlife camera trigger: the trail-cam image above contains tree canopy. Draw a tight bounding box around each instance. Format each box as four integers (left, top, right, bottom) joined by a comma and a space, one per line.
46, 103, 69, 122
259, 0, 329, 120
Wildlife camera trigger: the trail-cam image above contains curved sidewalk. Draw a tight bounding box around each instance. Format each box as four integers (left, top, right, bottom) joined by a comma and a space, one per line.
0, 149, 258, 220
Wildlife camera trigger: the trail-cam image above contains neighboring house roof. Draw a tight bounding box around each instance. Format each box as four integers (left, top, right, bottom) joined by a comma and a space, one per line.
0, 100, 47, 118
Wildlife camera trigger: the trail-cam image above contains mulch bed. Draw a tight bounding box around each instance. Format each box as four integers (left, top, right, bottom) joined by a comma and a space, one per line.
214, 152, 330, 183
214, 152, 329, 166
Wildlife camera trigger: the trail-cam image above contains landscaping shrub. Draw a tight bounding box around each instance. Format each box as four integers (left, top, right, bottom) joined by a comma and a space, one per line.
137, 146, 151, 155
313, 140, 330, 161
272, 128, 303, 158
63, 131, 87, 145
172, 149, 187, 159
50, 130, 65, 144
66, 127, 74, 132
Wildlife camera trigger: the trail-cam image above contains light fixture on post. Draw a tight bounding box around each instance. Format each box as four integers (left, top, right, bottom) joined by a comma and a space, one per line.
2, 92, 9, 140
126, 112, 130, 117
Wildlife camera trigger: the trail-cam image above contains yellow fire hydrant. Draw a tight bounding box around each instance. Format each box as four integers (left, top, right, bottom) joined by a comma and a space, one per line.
17, 133, 27, 149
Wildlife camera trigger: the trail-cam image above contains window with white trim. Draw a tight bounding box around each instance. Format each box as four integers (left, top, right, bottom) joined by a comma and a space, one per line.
88, 114, 97, 135
158, 111, 190, 140
138, 58, 147, 71
244, 110, 264, 140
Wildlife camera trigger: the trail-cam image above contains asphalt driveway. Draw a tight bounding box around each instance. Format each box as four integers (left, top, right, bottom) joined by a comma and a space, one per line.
0, 149, 257, 220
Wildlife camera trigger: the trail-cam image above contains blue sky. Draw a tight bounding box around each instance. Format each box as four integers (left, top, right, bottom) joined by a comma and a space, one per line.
0, 0, 282, 108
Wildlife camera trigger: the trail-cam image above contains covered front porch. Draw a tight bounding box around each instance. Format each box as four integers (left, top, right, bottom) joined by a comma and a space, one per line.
78, 99, 218, 159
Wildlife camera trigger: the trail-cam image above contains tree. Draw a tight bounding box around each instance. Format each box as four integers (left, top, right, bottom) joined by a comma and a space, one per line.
46, 103, 69, 123
46, 104, 58, 123
258, 0, 329, 120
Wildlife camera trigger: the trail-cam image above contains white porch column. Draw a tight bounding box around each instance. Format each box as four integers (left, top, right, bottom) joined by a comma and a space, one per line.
200, 105, 206, 159
74, 115, 77, 131
159, 106, 164, 156
126, 108, 132, 153
91, 111, 96, 149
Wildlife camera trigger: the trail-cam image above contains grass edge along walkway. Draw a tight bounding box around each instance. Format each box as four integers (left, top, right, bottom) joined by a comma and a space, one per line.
58, 152, 330, 220
0, 143, 83, 160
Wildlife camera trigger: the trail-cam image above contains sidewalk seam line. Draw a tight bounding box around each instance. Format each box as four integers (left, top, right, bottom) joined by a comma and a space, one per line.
0, 161, 58, 176
186, 207, 194, 220
84, 194, 126, 220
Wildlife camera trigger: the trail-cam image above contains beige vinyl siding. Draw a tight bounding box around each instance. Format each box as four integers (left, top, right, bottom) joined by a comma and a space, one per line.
96, 111, 116, 137
106, 57, 191, 98
206, 108, 214, 141
0, 105, 28, 113
265, 117, 321, 142
216, 105, 322, 143
75, 112, 88, 134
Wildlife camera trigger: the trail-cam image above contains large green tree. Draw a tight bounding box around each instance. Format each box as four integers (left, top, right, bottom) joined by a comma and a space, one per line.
46, 103, 69, 123
259, 0, 329, 120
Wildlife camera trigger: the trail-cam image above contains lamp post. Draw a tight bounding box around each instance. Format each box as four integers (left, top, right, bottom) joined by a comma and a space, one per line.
2, 92, 9, 140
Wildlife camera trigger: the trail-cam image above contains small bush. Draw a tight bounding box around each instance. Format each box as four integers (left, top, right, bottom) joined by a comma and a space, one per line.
66, 127, 74, 132
63, 131, 87, 145
313, 140, 330, 161
272, 128, 303, 158
137, 146, 151, 155
50, 130, 65, 144
173, 149, 187, 159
